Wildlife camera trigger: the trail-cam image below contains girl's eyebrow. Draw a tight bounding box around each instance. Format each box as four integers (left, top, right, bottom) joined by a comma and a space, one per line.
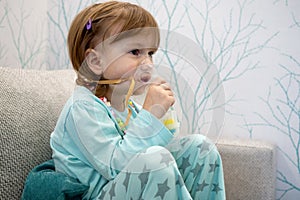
112, 37, 158, 51
125, 42, 144, 47
125, 42, 158, 51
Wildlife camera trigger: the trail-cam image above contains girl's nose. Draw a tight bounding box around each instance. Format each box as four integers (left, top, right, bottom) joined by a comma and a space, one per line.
140, 54, 152, 65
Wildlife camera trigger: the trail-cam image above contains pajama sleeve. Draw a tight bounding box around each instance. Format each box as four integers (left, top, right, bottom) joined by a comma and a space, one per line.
64, 100, 174, 180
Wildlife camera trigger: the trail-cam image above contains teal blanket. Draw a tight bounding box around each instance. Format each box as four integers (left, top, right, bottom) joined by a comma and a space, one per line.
21, 160, 89, 200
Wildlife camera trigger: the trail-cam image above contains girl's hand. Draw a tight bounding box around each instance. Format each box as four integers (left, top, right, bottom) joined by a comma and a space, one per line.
142, 78, 175, 119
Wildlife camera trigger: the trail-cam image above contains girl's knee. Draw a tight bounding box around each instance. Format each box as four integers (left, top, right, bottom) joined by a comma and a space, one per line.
179, 134, 221, 160
125, 146, 176, 173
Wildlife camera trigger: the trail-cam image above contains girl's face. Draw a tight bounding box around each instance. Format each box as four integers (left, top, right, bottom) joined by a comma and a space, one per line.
99, 30, 158, 96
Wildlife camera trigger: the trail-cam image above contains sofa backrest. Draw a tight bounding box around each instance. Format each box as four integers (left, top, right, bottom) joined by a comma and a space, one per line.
0, 67, 76, 199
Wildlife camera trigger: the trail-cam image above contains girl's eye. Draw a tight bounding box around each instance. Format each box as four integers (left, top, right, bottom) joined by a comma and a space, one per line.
148, 51, 155, 57
130, 49, 141, 56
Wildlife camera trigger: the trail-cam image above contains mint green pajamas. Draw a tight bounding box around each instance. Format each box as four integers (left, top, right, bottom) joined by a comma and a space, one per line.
50, 86, 225, 200
98, 135, 225, 199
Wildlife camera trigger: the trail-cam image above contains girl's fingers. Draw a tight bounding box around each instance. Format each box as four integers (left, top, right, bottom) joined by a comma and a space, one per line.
160, 83, 171, 90
151, 77, 166, 85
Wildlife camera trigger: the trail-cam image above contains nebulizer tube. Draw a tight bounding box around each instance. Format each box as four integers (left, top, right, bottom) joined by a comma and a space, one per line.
134, 64, 180, 136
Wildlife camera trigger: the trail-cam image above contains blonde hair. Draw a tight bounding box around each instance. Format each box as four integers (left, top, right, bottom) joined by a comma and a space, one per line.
67, 1, 159, 96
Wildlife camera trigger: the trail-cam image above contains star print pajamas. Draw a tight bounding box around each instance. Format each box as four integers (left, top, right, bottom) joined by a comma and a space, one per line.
50, 86, 225, 200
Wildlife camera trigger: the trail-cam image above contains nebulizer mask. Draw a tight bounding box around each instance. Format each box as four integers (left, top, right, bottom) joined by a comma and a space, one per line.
132, 61, 180, 135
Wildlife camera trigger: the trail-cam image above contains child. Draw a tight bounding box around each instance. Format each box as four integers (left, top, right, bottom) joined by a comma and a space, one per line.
50, 1, 225, 199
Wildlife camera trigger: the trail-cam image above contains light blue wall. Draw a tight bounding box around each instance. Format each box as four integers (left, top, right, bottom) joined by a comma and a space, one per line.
0, 0, 299, 199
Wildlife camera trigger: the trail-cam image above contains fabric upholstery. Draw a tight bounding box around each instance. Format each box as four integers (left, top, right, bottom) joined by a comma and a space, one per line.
0, 67, 276, 200
217, 139, 276, 200
0, 67, 75, 199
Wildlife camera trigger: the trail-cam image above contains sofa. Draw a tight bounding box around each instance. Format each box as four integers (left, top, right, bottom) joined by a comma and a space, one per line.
0, 67, 276, 200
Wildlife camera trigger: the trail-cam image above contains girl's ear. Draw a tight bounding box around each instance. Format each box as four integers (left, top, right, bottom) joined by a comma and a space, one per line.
85, 49, 103, 75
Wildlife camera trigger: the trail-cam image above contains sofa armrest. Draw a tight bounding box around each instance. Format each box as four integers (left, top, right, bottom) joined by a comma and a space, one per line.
217, 139, 276, 200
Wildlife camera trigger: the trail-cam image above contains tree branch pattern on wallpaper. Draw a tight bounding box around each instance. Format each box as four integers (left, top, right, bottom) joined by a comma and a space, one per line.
252, 53, 300, 199
0, 1, 7, 62
3, 0, 46, 69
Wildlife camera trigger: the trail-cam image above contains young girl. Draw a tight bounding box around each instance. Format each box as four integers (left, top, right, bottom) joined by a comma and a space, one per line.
50, 1, 225, 199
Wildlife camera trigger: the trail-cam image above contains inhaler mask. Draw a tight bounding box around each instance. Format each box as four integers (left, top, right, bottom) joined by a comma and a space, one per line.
132, 63, 180, 136
133, 63, 153, 83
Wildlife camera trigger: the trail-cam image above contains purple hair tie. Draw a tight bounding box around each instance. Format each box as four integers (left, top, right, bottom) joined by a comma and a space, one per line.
86, 18, 92, 30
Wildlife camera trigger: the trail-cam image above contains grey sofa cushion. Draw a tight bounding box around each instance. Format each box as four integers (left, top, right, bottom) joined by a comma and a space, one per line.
0, 67, 75, 199
217, 139, 276, 200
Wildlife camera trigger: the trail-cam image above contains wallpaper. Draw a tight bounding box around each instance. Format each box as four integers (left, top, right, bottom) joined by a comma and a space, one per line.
0, 0, 299, 199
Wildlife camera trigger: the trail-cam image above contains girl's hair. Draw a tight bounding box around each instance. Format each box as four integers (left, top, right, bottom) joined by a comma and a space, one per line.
67, 1, 159, 97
